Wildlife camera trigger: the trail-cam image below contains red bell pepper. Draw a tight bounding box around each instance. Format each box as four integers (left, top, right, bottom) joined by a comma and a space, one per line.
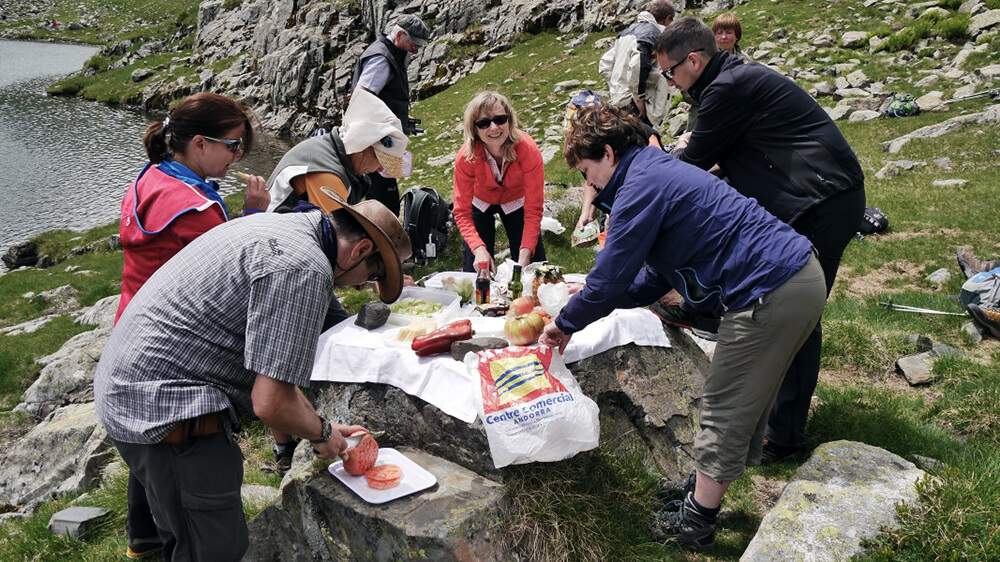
411, 319, 474, 356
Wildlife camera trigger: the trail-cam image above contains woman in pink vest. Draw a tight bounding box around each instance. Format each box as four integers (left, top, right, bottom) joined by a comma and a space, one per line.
453, 91, 546, 272
114, 92, 266, 559
115, 92, 268, 324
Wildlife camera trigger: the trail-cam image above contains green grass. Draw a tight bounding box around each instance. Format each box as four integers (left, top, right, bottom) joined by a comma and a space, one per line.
0, 0, 199, 45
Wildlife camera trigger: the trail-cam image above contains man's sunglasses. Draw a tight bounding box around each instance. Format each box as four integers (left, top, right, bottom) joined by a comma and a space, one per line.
661, 48, 705, 81
474, 114, 510, 130
366, 250, 385, 282
203, 135, 243, 154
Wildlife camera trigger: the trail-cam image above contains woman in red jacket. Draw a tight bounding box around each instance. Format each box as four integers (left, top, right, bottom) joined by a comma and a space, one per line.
453, 91, 546, 272
115, 92, 267, 324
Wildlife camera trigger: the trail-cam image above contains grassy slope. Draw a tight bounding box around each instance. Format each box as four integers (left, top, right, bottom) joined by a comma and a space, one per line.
1, 0, 999, 559
0, 0, 201, 106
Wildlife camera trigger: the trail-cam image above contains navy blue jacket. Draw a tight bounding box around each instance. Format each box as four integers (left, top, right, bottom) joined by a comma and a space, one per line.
556, 146, 813, 335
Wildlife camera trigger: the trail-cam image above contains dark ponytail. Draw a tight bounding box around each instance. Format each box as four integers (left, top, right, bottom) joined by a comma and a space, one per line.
142, 92, 256, 163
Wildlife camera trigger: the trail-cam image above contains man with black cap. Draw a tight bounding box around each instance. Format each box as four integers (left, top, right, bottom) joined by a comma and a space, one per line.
94, 197, 412, 561
351, 14, 431, 215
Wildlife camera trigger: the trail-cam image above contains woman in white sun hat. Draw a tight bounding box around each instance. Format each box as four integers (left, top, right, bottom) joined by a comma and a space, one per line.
265, 88, 411, 215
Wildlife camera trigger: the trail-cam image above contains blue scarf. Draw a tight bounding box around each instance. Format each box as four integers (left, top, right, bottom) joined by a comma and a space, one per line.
157, 159, 230, 221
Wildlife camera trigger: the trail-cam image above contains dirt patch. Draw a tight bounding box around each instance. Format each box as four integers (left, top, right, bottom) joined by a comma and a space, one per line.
838, 260, 927, 299
818, 367, 933, 399
749, 474, 787, 513
873, 228, 964, 242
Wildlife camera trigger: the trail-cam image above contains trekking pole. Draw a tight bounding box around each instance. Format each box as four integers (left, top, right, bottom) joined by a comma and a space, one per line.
879, 300, 968, 316
941, 88, 1000, 105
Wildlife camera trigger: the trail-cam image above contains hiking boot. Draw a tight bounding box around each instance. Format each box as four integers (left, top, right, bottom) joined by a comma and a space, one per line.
956, 246, 999, 279
761, 440, 803, 465
650, 303, 720, 339
125, 537, 163, 559
272, 439, 300, 475
655, 471, 696, 506
650, 492, 717, 551
968, 303, 1000, 339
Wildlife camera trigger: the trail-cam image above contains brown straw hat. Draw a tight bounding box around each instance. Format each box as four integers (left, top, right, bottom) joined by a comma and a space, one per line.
322, 189, 412, 303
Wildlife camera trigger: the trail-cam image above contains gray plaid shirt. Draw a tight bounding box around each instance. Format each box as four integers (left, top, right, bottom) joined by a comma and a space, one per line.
95, 212, 335, 444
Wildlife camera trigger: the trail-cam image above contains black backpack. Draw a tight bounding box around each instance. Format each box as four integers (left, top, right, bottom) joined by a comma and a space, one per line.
858, 206, 889, 235
401, 187, 451, 264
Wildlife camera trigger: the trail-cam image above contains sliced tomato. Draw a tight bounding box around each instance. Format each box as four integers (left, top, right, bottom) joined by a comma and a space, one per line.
366, 475, 401, 490
365, 463, 401, 481
342, 433, 379, 476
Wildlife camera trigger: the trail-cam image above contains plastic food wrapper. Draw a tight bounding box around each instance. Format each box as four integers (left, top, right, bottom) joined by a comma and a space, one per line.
537, 282, 570, 316
465, 345, 600, 468
540, 216, 566, 235
572, 222, 600, 247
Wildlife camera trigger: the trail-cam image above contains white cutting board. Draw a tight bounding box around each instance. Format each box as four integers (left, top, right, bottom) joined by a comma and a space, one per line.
327, 448, 437, 504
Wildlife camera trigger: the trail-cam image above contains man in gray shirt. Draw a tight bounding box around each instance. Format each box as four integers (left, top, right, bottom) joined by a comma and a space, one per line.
95, 199, 411, 561
351, 14, 430, 215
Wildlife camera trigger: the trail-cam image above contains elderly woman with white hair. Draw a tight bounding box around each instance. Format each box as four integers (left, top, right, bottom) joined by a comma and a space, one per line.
452, 90, 546, 273
265, 88, 411, 215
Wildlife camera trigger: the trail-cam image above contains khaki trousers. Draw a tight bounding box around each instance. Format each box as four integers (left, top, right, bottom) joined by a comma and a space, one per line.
694, 254, 826, 481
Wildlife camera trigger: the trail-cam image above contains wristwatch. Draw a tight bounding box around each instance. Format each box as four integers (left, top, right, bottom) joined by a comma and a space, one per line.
309, 415, 333, 444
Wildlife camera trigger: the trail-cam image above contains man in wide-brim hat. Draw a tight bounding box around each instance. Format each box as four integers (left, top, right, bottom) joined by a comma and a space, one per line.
94, 197, 411, 561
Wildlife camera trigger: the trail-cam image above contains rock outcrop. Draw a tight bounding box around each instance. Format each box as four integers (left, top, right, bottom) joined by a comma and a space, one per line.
740, 440, 926, 562
187, 0, 687, 137
0, 403, 113, 518
306, 328, 706, 480
15, 326, 111, 419
246, 447, 506, 562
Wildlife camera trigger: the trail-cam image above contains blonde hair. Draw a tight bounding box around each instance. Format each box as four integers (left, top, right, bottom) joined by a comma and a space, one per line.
460, 91, 523, 163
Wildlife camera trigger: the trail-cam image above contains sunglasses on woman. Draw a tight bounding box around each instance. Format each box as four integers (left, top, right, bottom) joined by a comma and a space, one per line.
474, 114, 510, 130
203, 135, 243, 154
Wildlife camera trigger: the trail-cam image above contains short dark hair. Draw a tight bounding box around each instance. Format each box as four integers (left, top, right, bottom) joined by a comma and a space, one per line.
645, 0, 676, 24
655, 17, 717, 61
563, 106, 647, 167
329, 209, 369, 242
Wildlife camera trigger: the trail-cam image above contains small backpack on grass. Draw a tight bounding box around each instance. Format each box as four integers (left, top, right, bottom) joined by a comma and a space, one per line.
883, 93, 920, 118
858, 206, 889, 235
401, 187, 451, 264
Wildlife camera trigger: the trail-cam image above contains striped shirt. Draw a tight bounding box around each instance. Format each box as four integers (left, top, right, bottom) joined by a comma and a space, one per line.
95, 212, 335, 444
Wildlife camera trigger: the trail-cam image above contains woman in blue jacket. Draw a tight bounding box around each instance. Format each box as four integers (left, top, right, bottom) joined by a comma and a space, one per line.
540, 106, 826, 552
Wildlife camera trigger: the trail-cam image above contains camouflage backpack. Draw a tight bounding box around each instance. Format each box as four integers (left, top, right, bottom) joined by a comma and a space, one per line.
883, 93, 920, 118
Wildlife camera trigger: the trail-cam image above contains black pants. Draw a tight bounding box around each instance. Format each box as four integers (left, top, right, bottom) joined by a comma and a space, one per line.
366, 173, 400, 216
765, 188, 866, 448
115, 430, 248, 562
461, 205, 546, 272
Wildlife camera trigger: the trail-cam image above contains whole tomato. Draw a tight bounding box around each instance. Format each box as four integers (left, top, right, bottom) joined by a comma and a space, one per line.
504, 313, 546, 345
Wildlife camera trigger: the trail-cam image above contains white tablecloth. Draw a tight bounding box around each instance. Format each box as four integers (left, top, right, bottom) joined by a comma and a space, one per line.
310, 308, 671, 423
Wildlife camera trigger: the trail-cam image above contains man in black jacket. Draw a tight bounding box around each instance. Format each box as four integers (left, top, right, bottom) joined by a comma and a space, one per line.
652, 17, 865, 539
351, 14, 430, 215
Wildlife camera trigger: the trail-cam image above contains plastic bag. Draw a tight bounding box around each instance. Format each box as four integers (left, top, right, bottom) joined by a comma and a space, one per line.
466, 345, 600, 468
537, 282, 570, 316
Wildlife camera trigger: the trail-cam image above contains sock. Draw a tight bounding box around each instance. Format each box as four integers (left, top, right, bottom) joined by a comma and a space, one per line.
686, 492, 720, 522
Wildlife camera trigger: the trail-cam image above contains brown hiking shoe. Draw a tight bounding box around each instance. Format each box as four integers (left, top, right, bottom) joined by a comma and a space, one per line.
956, 247, 999, 279
968, 304, 1000, 339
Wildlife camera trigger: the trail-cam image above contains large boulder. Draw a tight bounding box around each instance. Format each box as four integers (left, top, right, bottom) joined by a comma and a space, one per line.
968, 9, 1000, 37
15, 327, 112, 419
740, 440, 926, 562
245, 447, 506, 562
0, 403, 113, 517
73, 294, 120, 329
882, 104, 1000, 153
308, 327, 707, 480
1, 241, 38, 269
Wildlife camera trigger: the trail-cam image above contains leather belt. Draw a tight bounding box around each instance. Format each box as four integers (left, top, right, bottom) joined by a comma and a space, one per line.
161, 413, 225, 445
